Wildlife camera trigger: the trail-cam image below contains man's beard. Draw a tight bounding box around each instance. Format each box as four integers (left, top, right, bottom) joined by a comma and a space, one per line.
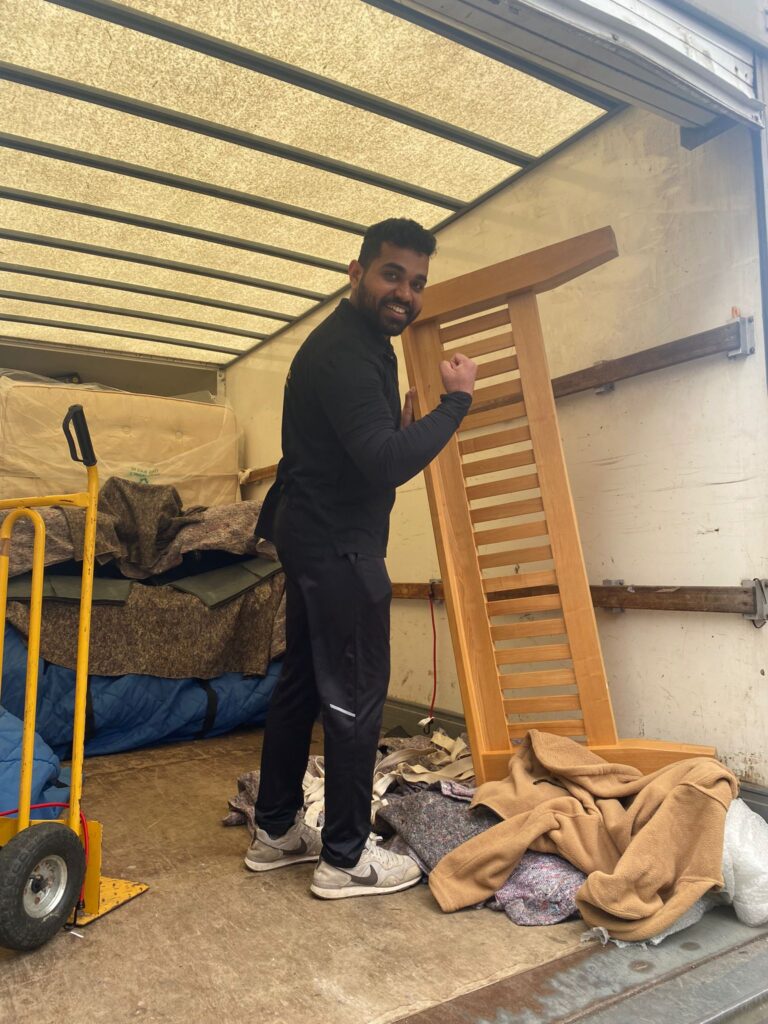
354, 276, 415, 337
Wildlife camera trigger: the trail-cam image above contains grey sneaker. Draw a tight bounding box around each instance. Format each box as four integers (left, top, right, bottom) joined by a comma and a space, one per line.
310, 837, 422, 899
244, 817, 322, 872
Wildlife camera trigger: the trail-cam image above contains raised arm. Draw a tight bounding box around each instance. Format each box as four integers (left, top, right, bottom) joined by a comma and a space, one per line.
316, 351, 474, 488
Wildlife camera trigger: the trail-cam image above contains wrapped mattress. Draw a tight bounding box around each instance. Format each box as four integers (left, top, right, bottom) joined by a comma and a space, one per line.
0, 372, 240, 507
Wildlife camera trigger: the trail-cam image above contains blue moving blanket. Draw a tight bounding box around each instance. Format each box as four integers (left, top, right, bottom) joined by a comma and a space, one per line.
1, 625, 280, 760
0, 705, 70, 819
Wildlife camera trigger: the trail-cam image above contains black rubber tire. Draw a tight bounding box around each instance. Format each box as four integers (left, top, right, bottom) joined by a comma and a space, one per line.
0, 823, 86, 952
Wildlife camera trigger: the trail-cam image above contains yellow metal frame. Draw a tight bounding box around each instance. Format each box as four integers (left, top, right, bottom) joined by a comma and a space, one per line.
0, 461, 146, 921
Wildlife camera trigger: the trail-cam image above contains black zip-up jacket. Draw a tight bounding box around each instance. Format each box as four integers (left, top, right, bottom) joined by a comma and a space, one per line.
257, 299, 472, 557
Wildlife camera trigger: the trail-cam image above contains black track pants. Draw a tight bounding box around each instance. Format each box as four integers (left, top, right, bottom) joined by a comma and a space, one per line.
254, 539, 391, 868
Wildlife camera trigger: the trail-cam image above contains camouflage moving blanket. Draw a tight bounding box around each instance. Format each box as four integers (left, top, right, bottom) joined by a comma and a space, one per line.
6, 576, 286, 679
1, 477, 266, 579
3, 477, 286, 678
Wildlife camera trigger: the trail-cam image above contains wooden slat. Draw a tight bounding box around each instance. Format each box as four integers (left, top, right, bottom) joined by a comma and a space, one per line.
463, 449, 535, 478
499, 668, 575, 688
439, 307, 509, 343
504, 694, 581, 714
474, 520, 548, 547
489, 594, 562, 617
240, 463, 279, 486
459, 425, 531, 455
461, 400, 526, 432
495, 643, 571, 665
420, 227, 618, 321
484, 570, 558, 594
473, 379, 523, 406
471, 497, 544, 525
590, 739, 716, 773
479, 544, 553, 570
492, 618, 565, 640
508, 719, 585, 738
475, 354, 519, 381
452, 330, 515, 360
467, 472, 539, 502
509, 290, 618, 747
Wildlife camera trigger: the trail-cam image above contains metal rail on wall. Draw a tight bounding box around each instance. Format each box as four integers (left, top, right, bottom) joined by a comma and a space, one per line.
390, 581, 767, 626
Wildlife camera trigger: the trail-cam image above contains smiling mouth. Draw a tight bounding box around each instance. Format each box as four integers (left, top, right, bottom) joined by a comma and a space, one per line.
383, 302, 409, 318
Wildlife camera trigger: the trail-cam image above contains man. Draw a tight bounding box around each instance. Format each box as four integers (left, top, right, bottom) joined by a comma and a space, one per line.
247, 218, 476, 899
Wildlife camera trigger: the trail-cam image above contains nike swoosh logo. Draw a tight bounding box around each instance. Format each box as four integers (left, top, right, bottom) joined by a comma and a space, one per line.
342, 865, 379, 886
291, 838, 308, 855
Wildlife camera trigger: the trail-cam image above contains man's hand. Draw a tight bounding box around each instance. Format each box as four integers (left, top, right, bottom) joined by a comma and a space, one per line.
440, 353, 477, 395
401, 387, 416, 429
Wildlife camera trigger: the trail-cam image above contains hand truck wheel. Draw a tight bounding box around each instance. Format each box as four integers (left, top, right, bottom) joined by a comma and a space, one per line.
0, 822, 86, 951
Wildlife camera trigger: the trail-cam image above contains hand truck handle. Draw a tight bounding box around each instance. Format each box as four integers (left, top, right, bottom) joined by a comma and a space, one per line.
62, 404, 97, 467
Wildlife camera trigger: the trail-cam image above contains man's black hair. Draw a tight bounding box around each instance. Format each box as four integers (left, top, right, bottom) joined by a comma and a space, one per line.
358, 218, 437, 268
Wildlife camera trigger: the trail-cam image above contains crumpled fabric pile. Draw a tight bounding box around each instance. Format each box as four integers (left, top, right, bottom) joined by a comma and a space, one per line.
429, 731, 742, 945
426, 731, 768, 944
222, 729, 474, 834
376, 777, 586, 926
223, 729, 768, 941
223, 730, 586, 927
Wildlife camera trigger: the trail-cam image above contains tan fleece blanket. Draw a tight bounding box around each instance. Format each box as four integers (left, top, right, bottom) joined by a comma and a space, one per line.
429, 731, 737, 941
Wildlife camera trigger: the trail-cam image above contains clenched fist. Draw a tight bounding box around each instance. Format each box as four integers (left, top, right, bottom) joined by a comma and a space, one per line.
439, 352, 477, 396
401, 386, 416, 429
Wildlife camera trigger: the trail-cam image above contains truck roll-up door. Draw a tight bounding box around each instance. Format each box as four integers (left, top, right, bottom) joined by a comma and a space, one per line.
369, 0, 764, 133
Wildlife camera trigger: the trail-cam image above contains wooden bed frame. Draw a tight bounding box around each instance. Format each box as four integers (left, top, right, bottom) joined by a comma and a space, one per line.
401, 227, 714, 783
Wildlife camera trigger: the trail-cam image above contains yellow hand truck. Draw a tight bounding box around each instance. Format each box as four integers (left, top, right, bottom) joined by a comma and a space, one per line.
0, 405, 145, 952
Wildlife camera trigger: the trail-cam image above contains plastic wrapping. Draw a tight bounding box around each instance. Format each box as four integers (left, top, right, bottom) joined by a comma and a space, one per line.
0, 371, 240, 507
721, 797, 768, 927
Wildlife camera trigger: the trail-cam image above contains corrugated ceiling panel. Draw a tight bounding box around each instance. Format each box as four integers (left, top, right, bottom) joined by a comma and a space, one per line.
3, 0, 516, 200
0, 201, 349, 294
0, 241, 316, 318
0, 296, 259, 350
0, 81, 448, 227
123, 0, 604, 156
0, 148, 362, 266
0, 272, 286, 336
0, 323, 235, 364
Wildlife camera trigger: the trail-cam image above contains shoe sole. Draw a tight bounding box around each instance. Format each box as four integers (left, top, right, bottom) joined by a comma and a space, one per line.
244, 853, 319, 872
309, 875, 421, 899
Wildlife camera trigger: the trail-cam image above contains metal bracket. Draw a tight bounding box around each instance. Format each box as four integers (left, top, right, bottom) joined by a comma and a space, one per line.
590, 362, 615, 395
727, 316, 756, 359
742, 578, 768, 627
602, 579, 625, 613
680, 116, 734, 152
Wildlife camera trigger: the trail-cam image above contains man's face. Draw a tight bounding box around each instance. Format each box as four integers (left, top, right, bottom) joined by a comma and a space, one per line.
348, 242, 429, 337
